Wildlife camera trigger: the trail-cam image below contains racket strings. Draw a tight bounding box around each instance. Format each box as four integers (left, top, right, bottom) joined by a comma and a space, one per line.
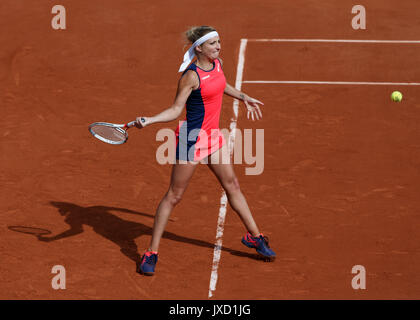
91, 125, 127, 143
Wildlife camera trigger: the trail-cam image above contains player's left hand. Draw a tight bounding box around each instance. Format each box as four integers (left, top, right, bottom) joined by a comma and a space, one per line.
243, 96, 263, 121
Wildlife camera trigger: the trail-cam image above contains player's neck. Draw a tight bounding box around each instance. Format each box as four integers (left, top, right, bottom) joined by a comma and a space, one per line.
196, 57, 214, 71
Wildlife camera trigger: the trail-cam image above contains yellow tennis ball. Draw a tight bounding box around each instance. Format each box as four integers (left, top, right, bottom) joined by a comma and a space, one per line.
391, 91, 403, 102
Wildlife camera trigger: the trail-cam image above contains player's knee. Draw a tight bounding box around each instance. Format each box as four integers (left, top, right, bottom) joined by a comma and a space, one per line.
167, 188, 184, 206
224, 176, 241, 194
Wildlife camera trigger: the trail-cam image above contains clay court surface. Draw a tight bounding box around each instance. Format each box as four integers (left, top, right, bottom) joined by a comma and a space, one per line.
1, 0, 420, 299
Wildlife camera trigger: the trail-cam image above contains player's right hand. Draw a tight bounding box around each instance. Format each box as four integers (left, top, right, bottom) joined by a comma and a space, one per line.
135, 117, 147, 128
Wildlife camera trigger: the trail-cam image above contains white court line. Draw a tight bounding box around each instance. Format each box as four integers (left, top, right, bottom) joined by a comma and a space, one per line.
248, 38, 420, 44
244, 38, 420, 86
243, 80, 420, 86
208, 39, 248, 299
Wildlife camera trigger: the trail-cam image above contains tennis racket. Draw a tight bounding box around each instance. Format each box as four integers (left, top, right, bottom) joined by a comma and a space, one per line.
88, 118, 145, 145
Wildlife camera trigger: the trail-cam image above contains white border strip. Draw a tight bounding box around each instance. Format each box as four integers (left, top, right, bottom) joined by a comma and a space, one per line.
243, 80, 420, 86
208, 39, 248, 299
248, 38, 420, 44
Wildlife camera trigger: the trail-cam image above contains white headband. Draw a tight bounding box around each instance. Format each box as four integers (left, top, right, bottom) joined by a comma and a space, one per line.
178, 31, 219, 72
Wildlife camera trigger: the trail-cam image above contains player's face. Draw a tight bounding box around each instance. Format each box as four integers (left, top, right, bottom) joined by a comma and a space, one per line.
200, 36, 221, 60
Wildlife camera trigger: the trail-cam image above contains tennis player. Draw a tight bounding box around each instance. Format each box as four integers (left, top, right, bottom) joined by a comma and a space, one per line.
135, 26, 275, 276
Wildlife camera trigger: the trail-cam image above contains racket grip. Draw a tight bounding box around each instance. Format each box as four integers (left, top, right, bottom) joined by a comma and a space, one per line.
126, 121, 137, 128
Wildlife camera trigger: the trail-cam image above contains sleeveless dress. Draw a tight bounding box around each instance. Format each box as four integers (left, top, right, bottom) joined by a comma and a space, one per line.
175, 58, 226, 162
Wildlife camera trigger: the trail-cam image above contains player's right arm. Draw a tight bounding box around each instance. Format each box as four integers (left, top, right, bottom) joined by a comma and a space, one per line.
135, 70, 198, 128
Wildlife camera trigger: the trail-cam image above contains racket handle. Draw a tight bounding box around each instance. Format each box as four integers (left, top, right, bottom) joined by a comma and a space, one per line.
125, 121, 137, 128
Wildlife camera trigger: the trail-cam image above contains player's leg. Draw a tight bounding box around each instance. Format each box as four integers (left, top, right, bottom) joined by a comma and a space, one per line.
206, 144, 260, 236
148, 161, 198, 252
206, 144, 276, 261
139, 161, 198, 275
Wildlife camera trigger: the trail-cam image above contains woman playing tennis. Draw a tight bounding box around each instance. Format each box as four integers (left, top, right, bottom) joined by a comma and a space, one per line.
135, 26, 275, 276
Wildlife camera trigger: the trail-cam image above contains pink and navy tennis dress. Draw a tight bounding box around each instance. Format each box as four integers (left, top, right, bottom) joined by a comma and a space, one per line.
175, 58, 226, 161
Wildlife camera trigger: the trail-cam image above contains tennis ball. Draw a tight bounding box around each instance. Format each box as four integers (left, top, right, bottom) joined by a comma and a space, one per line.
391, 91, 403, 102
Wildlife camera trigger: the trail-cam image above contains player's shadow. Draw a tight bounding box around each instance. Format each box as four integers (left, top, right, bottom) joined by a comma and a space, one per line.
38, 201, 259, 269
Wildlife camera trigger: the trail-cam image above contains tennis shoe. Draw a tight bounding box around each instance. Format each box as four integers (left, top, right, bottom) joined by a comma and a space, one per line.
138, 251, 158, 276
241, 232, 276, 261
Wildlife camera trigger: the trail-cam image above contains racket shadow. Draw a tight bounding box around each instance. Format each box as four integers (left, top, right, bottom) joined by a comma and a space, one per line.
8, 225, 52, 236
41, 201, 257, 266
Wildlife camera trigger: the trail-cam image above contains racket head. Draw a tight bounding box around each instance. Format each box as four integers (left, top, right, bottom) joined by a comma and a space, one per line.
8, 226, 52, 236
89, 122, 128, 145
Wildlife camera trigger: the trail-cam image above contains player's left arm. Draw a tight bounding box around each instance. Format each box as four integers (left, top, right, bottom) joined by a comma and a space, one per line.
219, 58, 263, 121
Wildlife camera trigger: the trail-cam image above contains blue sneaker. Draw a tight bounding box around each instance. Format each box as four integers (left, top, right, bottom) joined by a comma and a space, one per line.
138, 251, 158, 276
241, 232, 276, 261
